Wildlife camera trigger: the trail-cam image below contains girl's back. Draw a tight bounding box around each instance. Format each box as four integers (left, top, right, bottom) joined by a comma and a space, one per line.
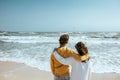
70, 58, 91, 80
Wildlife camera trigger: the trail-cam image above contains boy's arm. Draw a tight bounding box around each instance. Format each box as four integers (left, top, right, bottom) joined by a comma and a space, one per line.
70, 51, 90, 61
50, 54, 55, 74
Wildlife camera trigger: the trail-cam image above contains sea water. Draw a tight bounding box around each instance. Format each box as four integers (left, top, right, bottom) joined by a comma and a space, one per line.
0, 31, 120, 73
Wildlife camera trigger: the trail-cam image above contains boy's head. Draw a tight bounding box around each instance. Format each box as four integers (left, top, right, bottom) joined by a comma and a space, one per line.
75, 42, 88, 56
59, 34, 69, 45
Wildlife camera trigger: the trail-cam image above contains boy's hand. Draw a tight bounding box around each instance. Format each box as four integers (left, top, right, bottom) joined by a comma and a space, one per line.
81, 54, 90, 61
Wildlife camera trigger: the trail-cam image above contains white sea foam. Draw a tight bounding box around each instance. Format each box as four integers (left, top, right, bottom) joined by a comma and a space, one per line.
0, 36, 58, 43
1, 35, 120, 44
0, 32, 120, 73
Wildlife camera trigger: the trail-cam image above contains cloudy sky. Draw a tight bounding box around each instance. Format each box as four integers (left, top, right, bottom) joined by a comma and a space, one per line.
0, 0, 120, 32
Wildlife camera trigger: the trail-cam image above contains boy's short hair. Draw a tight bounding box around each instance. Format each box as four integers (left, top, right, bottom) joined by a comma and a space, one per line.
59, 34, 69, 45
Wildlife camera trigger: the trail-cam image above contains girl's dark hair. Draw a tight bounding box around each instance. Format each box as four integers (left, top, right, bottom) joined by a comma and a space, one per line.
59, 34, 69, 45
75, 42, 88, 56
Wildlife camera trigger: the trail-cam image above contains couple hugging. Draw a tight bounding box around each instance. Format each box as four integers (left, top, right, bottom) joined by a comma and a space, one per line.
50, 34, 91, 80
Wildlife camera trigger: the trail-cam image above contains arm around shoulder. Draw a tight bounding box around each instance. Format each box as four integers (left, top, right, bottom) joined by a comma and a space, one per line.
54, 51, 72, 65
70, 51, 90, 61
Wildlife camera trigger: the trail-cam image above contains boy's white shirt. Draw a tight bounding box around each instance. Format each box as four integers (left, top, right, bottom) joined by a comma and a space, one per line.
53, 51, 91, 80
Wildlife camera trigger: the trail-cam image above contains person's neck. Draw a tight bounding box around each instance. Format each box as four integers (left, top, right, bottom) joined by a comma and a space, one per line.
59, 44, 66, 48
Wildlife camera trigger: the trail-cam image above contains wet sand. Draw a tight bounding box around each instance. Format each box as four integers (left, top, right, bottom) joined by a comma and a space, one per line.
0, 61, 120, 80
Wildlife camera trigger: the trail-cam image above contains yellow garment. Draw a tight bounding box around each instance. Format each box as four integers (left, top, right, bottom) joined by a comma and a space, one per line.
50, 47, 89, 76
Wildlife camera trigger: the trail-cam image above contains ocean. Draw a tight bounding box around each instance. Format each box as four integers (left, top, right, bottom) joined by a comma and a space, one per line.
0, 31, 120, 73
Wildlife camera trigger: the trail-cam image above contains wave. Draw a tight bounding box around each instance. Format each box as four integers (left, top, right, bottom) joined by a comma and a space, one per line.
0, 32, 120, 73
0, 36, 120, 44
0, 36, 59, 43
89, 32, 120, 38
0, 51, 120, 73
0, 31, 61, 37
1, 32, 120, 37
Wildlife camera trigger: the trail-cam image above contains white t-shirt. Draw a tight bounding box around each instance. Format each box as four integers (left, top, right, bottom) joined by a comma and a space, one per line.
53, 51, 91, 80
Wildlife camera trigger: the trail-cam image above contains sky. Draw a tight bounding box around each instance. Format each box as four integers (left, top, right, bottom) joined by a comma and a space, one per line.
0, 0, 120, 32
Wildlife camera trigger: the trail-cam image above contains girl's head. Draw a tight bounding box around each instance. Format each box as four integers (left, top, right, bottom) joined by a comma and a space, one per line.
75, 42, 88, 56
59, 34, 69, 45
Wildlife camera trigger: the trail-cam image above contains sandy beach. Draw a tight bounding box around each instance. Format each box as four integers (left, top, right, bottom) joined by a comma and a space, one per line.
0, 61, 120, 80
0, 61, 53, 80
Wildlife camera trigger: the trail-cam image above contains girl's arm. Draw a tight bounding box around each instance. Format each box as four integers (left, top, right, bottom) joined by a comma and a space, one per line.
53, 51, 74, 65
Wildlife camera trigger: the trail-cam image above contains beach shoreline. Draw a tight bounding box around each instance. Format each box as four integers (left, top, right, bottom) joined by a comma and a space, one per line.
0, 61, 120, 80
0, 61, 53, 80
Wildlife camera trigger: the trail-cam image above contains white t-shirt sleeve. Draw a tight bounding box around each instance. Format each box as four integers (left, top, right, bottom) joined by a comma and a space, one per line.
53, 51, 74, 65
